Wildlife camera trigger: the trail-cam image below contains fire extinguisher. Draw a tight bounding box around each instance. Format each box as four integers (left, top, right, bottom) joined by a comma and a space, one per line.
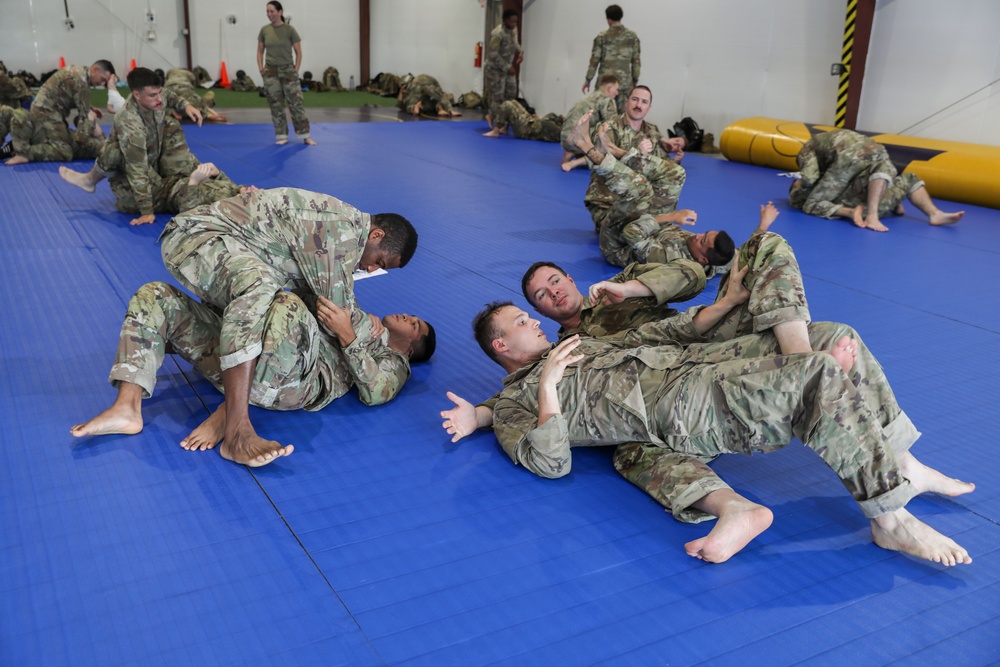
474, 42, 483, 68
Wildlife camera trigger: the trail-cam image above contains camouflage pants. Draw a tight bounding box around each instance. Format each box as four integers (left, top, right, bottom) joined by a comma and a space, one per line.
10, 109, 74, 162
109, 282, 329, 411
615, 325, 918, 522
72, 118, 105, 160
484, 66, 517, 120
0, 105, 17, 140
794, 142, 905, 219
495, 100, 561, 142
839, 172, 924, 218
592, 151, 686, 263
262, 64, 310, 140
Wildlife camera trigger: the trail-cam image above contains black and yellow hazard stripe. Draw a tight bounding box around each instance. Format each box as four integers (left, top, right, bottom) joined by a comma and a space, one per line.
835, 0, 858, 128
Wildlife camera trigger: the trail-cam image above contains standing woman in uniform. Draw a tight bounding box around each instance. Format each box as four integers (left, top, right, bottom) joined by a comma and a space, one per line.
257, 1, 316, 145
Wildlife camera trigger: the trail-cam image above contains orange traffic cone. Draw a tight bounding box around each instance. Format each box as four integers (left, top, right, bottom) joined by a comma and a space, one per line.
58, 56, 66, 68
218, 61, 231, 88
129, 58, 137, 72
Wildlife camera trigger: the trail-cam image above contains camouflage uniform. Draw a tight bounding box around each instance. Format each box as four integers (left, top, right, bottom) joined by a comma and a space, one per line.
10, 65, 93, 162
366, 72, 401, 97
159, 188, 373, 372
109, 282, 409, 411
790, 129, 923, 219
560, 90, 618, 154
322, 67, 346, 92
259, 22, 311, 141
484, 22, 522, 121
0, 65, 32, 109
493, 100, 562, 142
95, 90, 200, 216
398, 74, 454, 115
229, 71, 259, 93
2, 103, 105, 160
585, 23, 641, 112
164, 69, 214, 118
492, 322, 920, 523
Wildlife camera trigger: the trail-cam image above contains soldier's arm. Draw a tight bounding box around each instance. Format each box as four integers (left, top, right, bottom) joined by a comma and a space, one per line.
631, 36, 641, 81
487, 32, 505, 70
441, 392, 496, 442
494, 396, 573, 479
584, 35, 602, 86
163, 87, 202, 125
119, 113, 156, 216
344, 337, 411, 406
615, 259, 707, 305
73, 73, 93, 118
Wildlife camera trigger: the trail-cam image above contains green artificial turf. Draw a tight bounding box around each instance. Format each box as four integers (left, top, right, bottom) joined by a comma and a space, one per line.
90, 87, 397, 109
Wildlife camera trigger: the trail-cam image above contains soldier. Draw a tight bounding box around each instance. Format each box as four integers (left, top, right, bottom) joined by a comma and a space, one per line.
257, 1, 316, 146
2, 105, 106, 160
0, 61, 32, 110
4, 59, 116, 165
583, 5, 641, 113
229, 69, 259, 93
482, 99, 562, 141
58, 67, 213, 225
70, 281, 435, 458
164, 68, 227, 122
483, 9, 523, 128
157, 187, 418, 468
321, 67, 346, 92
560, 73, 620, 172
441, 300, 975, 567
790, 128, 963, 232
397, 74, 460, 117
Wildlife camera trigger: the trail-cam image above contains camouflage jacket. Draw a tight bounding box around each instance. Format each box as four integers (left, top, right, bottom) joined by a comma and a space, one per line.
308, 322, 411, 411
164, 187, 371, 322
584, 114, 667, 212
486, 23, 521, 73
164, 69, 211, 113
560, 90, 618, 147
585, 24, 641, 86
791, 129, 896, 219
106, 89, 193, 215
399, 74, 447, 114
30, 65, 90, 121
558, 260, 706, 339
493, 319, 709, 479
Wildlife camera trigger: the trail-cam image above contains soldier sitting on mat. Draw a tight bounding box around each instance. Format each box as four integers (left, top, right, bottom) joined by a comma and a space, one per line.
438, 299, 974, 566
71, 282, 434, 457
560, 73, 620, 172
789, 128, 964, 232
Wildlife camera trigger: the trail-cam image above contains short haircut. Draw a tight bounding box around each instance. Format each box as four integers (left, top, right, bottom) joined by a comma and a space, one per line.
606, 4, 624, 21
127, 67, 163, 91
502, 8, 518, 20
473, 300, 513, 364
371, 213, 418, 267
598, 73, 620, 88
410, 320, 436, 363
706, 231, 736, 266
520, 261, 567, 306
92, 60, 116, 77
631, 84, 652, 104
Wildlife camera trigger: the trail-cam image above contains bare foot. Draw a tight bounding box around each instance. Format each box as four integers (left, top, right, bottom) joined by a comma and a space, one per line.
561, 156, 587, 172
565, 110, 595, 154
929, 210, 964, 226
5, 154, 29, 165
828, 335, 857, 373
60, 165, 99, 193
219, 420, 293, 467
275, 138, 288, 145
685, 499, 774, 563
448, 110, 461, 117
71, 403, 143, 438
871, 508, 972, 566
865, 213, 889, 232
207, 111, 228, 123
181, 404, 226, 451
896, 450, 975, 498
482, 128, 502, 138
188, 163, 220, 186
303, 137, 317, 146
850, 205, 866, 229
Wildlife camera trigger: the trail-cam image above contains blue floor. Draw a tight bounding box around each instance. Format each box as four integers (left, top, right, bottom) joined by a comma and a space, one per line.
1, 119, 999, 666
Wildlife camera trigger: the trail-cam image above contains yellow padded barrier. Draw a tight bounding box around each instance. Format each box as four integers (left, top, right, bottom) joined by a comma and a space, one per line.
720, 117, 1000, 209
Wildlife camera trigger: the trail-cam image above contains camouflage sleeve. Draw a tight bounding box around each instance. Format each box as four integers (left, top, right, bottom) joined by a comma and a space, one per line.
596, 95, 617, 124
622, 309, 705, 346
632, 36, 641, 81
162, 87, 192, 115
628, 260, 706, 304
289, 215, 363, 316
73, 76, 92, 119
476, 391, 501, 416
118, 112, 156, 215
494, 398, 573, 479
585, 34, 603, 82
341, 334, 411, 406
487, 31, 506, 70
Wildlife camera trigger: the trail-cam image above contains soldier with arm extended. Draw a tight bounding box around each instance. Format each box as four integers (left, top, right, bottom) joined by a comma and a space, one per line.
583, 4, 641, 113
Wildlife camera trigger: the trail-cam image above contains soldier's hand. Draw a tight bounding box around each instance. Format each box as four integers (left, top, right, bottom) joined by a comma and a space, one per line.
316, 297, 356, 346
638, 138, 654, 155
540, 335, 584, 389
367, 312, 386, 339
722, 256, 751, 306
440, 391, 480, 443
589, 280, 628, 305
186, 105, 204, 127
130, 213, 156, 226
89, 106, 104, 119
582, 82, 590, 94
758, 201, 779, 232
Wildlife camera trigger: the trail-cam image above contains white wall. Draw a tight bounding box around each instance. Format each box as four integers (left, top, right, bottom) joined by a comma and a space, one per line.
1, 0, 997, 146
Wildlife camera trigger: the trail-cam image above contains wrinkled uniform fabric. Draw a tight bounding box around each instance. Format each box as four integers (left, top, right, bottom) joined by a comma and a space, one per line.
494, 100, 562, 142
14, 66, 92, 161
399, 74, 454, 115
560, 90, 618, 153
585, 24, 641, 112
110, 282, 409, 411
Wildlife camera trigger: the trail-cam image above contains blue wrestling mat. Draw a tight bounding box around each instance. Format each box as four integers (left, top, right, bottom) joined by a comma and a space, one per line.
1, 118, 999, 666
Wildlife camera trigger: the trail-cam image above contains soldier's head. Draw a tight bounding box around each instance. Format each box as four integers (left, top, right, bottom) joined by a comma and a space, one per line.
89, 60, 116, 86
662, 136, 687, 153
127, 67, 164, 111
502, 9, 519, 29
473, 301, 549, 370
686, 231, 735, 268
383, 314, 436, 363
605, 5, 624, 22
625, 85, 652, 123
521, 262, 585, 326
266, 1, 285, 25
361, 213, 418, 272
598, 73, 620, 100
